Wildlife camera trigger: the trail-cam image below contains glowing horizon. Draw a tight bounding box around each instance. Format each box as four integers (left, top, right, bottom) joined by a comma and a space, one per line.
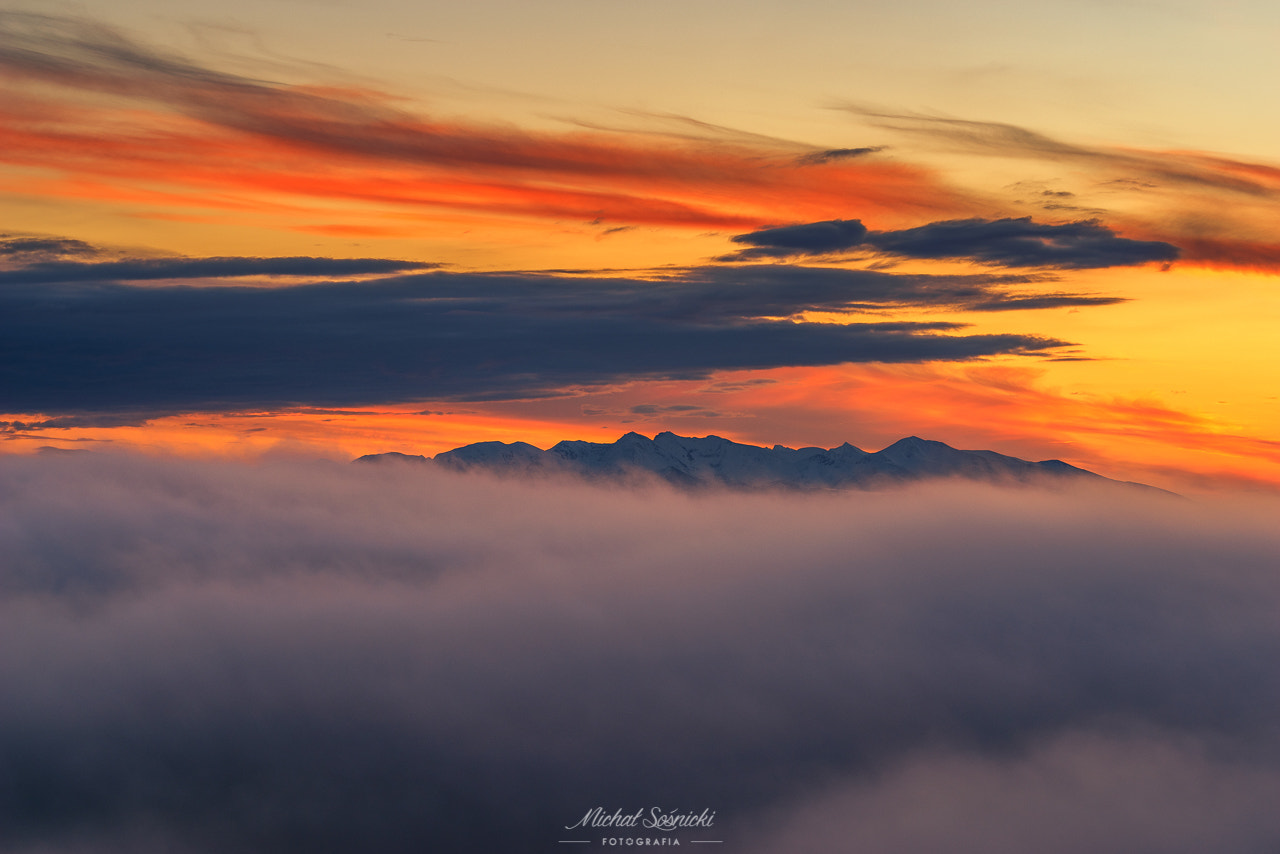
3, 4, 1279, 494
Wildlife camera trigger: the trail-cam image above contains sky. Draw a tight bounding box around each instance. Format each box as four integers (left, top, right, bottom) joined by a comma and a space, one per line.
3, 1, 1280, 490
5, 5, 1280, 851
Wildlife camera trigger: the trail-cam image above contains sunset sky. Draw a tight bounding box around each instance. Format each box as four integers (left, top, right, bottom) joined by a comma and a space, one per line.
4, 0, 1280, 491
9, 6, 1280, 853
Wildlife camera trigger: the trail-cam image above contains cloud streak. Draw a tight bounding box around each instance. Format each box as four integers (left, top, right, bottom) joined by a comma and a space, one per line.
0, 239, 438, 282
5, 13, 1277, 279
2, 453, 1280, 852
0, 12, 977, 232
844, 108, 1280, 273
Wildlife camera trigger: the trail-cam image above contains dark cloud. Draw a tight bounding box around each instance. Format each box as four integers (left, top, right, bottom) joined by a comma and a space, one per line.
729, 218, 869, 257
796, 146, 886, 165
726, 216, 1179, 269
2, 453, 1280, 853
628, 404, 707, 414
868, 217, 1179, 268
965, 293, 1124, 312
681, 263, 1121, 316
705, 378, 777, 392
0, 235, 102, 261
0, 254, 437, 284
1, 260, 1078, 414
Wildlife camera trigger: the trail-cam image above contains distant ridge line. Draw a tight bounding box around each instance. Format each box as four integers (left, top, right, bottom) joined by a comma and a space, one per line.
355, 431, 1174, 495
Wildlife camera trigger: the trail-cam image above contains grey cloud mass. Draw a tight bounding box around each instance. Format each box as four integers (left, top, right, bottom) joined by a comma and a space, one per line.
728, 216, 1180, 268
1, 255, 1085, 415
2, 453, 1280, 853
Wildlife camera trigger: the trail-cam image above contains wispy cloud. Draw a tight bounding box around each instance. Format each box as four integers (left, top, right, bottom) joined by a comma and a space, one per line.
796, 146, 887, 165
849, 108, 1280, 198
0, 238, 438, 282
843, 107, 1280, 273
728, 218, 870, 256
0, 12, 978, 232
0, 234, 102, 261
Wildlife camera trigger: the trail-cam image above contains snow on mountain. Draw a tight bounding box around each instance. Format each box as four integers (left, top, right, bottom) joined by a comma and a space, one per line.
355, 432, 1162, 493
434, 440, 545, 472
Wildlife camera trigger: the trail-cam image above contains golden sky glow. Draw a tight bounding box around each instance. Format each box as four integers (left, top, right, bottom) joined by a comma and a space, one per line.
3, 2, 1279, 492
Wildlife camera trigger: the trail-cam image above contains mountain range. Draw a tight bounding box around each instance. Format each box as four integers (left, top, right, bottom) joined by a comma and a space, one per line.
357, 431, 1166, 493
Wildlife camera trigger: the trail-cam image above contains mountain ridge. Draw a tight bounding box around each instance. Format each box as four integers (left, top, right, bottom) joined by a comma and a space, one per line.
355, 431, 1171, 494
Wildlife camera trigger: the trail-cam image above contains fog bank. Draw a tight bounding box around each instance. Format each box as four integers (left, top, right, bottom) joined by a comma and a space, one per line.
2, 453, 1278, 853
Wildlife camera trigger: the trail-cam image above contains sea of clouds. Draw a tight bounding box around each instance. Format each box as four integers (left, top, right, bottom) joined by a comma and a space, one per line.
2, 451, 1279, 853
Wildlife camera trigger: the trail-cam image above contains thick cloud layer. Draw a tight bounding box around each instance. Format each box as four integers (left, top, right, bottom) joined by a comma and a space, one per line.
2, 452, 1279, 853
1, 265, 1075, 413
729, 216, 1180, 268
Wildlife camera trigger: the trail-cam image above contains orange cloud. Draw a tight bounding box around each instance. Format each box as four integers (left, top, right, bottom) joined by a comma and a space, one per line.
1165, 151, 1280, 192
1167, 236, 1280, 274
15, 13, 1280, 280
0, 14, 985, 243
0, 99, 971, 233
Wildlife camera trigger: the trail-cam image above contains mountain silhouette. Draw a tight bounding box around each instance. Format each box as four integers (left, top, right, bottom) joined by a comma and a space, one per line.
357, 431, 1171, 494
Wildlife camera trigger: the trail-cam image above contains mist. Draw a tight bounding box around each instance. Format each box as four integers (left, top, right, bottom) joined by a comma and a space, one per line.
2, 452, 1279, 853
